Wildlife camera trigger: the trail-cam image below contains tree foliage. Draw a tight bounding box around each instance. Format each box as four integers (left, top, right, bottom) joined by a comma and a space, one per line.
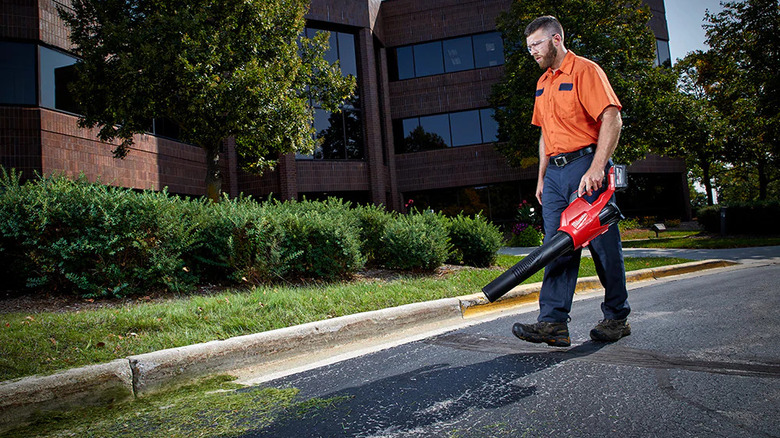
59, 0, 355, 200
697, 0, 780, 201
651, 51, 726, 205
490, 0, 660, 168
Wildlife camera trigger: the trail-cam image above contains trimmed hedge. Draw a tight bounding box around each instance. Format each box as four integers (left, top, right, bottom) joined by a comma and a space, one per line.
447, 214, 502, 267
379, 211, 451, 271
0, 169, 503, 297
0, 170, 198, 297
697, 202, 780, 234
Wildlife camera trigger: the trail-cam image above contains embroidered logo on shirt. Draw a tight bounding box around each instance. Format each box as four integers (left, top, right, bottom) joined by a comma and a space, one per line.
558, 83, 574, 91
535, 88, 544, 97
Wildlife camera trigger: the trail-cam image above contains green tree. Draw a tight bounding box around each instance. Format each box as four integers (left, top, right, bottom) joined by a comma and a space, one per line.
59, 0, 355, 201
490, 0, 661, 167
699, 0, 780, 201
651, 51, 726, 206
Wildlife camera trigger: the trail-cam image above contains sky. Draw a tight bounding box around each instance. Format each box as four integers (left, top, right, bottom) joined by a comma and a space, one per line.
664, 0, 727, 62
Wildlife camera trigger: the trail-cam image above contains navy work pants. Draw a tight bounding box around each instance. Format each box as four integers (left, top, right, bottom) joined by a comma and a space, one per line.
538, 154, 630, 323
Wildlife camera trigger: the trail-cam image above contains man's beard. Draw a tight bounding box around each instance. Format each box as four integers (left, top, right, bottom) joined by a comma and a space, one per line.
538, 41, 558, 70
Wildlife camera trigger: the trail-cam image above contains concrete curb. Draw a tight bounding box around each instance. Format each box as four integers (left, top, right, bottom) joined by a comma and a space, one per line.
128, 298, 463, 397
0, 359, 134, 431
0, 258, 738, 432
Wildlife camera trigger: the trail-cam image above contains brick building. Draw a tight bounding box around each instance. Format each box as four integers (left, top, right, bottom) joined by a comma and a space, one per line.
0, 0, 689, 224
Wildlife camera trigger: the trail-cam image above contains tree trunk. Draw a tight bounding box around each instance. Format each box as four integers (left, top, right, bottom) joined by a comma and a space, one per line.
205, 145, 222, 202
701, 161, 714, 206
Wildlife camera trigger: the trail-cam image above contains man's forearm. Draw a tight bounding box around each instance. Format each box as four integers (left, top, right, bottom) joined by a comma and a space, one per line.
538, 134, 548, 182
592, 106, 622, 168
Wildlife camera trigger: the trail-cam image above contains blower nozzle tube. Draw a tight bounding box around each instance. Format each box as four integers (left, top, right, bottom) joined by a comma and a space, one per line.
482, 231, 574, 303
482, 166, 625, 303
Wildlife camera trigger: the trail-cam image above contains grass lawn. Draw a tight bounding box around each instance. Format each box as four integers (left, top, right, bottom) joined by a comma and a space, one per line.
0, 255, 689, 382
621, 232, 780, 249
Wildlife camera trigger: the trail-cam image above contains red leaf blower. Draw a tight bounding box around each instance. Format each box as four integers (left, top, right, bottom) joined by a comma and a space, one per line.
482, 165, 627, 303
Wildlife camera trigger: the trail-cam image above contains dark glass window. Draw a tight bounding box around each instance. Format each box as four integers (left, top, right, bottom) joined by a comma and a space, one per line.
314, 105, 364, 160
0, 42, 36, 105
342, 108, 363, 159
402, 118, 419, 139
152, 117, 181, 140
40, 46, 80, 113
420, 114, 451, 146
450, 110, 481, 146
338, 32, 357, 78
655, 39, 671, 67
300, 28, 364, 160
396, 46, 415, 80
396, 117, 448, 153
413, 41, 444, 77
391, 32, 504, 81
480, 108, 499, 143
395, 107, 500, 153
473, 32, 504, 68
443, 37, 474, 73
305, 107, 331, 159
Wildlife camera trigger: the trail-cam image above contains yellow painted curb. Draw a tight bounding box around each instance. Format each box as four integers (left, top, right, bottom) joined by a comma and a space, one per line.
651, 259, 737, 278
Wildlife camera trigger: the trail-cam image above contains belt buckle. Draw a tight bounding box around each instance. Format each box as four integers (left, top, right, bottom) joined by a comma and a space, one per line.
553, 155, 568, 167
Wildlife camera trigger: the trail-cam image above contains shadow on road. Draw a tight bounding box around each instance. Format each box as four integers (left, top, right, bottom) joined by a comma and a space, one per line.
240, 341, 608, 437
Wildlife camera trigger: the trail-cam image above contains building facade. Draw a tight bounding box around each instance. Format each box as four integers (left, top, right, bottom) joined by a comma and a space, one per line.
0, 0, 689, 224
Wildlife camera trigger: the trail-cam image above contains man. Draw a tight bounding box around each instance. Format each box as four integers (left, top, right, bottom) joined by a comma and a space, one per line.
512, 16, 631, 347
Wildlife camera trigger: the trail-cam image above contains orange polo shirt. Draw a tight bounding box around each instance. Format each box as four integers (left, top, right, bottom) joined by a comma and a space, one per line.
531, 51, 621, 156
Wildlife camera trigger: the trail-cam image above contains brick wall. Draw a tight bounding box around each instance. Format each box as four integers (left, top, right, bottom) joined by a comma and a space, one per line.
296, 160, 370, 192
39, 0, 72, 48
39, 109, 209, 195
395, 143, 533, 192
380, 0, 510, 47
0, 0, 39, 41
389, 67, 503, 119
357, 28, 388, 205
0, 107, 42, 178
308, 0, 370, 28
237, 169, 280, 199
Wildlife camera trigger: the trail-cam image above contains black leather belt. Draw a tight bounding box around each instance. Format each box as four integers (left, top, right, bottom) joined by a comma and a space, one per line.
551, 145, 595, 167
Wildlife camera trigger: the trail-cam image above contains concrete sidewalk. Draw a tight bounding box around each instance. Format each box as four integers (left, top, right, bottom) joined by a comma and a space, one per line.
0, 254, 767, 432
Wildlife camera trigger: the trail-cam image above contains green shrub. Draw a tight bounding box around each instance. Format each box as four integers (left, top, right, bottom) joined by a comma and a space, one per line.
228, 216, 298, 283
354, 203, 395, 264
229, 200, 365, 282
380, 211, 451, 271
619, 217, 641, 231
0, 170, 198, 298
697, 201, 780, 235
447, 214, 502, 267
696, 205, 720, 232
507, 224, 543, 247
191, 195, 268, 282
272, 206, 365, 280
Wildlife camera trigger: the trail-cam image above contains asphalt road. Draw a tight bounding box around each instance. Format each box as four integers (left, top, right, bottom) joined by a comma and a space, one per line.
239, 262, 780, 438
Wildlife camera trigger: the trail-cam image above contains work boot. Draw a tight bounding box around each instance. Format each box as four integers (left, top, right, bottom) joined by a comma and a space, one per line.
512, 321, 570, 347
590, 318, 631, 342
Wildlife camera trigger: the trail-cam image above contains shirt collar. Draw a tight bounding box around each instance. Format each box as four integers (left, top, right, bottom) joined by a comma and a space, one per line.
543, 50, 576, 80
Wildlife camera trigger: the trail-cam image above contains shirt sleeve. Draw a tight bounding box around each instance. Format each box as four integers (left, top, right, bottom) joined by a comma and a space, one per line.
578, 62, 621, 121
531, 79, 545, 127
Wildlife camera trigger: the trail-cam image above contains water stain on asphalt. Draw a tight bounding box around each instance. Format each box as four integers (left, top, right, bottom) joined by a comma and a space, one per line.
424, 332, 780, 379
